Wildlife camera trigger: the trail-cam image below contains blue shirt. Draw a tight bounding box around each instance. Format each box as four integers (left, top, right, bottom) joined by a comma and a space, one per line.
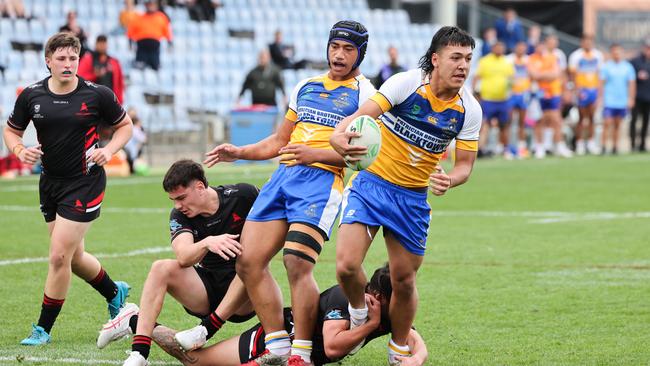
600, 60, 636, 108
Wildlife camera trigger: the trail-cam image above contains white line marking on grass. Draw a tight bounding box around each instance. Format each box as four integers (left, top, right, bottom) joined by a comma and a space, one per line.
0, 356, 177, 365
529, 212, 650, 224
0, 205, 168, 214
0, 246, 171, 267
0, 172, 273, 192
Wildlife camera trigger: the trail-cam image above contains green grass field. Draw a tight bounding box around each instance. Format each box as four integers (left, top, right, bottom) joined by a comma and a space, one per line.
1, 155, 649, 365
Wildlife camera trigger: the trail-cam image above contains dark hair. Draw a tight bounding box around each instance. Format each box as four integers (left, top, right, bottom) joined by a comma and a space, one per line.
610, 43, 621, 50
44, 32, 81, 58
418, 26, 475, 75
162, 159, 208, 192
367, 263, 392, 301
96, 34, 108, 43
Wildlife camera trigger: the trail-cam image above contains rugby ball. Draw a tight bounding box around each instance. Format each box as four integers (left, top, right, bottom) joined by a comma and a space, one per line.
344, 115, 382, 171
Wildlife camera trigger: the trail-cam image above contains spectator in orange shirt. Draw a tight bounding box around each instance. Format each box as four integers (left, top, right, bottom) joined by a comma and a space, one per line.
126, 0, 172, 71
528, 41, 573, 158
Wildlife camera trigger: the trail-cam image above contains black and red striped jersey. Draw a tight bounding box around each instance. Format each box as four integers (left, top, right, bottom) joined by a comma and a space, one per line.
7, 76, 126, 178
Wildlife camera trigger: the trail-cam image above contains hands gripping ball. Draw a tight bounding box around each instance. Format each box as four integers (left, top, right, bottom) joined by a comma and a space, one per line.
344, 115, 382, 171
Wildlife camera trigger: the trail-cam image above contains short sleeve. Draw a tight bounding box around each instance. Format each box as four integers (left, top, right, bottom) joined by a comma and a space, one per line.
372, 69, 421, 113
6, 87, 33, 131
627, 63, 636, 81
169, 209, 193, 242
599, 65, 607, 81
357, 77, 377, 105
321, 287, 350, 322
286, 77, 311, 121
456, 89, 482, 147
96, 84, 126, 126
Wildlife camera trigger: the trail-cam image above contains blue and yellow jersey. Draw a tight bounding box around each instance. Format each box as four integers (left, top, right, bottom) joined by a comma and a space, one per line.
568, 48, 603, 89
367, 69, 482, 188
284, 73, 376, 175
507, 54, 531, 94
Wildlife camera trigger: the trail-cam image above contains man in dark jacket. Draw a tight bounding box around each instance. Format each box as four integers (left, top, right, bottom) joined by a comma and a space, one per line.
629, 40, 650, 152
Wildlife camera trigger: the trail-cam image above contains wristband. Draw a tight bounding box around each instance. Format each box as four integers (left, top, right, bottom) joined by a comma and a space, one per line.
12, 144, 25, 156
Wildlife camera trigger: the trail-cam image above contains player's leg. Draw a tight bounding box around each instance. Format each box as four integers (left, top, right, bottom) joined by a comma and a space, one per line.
175, 274, 254, 351
576, 106, 588, 154
336, 223, 377, 313
630, 102, 639, 151
125, 259, 211, 363
71, 239, 130, 319
612, 114, 623, 154
601, 112, 612, 154
236, 219, 289, 360
161, 326, 242, 366
384, 231, 424, 365
638, 101, 650, 151
282, 222, 325, 365
21, 216, 90, 345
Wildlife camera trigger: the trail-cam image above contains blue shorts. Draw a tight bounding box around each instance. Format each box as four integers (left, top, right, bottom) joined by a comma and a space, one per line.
481, 100, 511, 125
247, 164, 343, 239
540, 96, 561, 111
603, 107, 627, 119
340, 171, 430, 256
509, 94, 528, 110
577, 88, 598, 108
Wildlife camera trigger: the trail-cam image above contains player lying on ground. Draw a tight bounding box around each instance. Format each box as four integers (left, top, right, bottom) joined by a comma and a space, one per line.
153, 264, 428, 366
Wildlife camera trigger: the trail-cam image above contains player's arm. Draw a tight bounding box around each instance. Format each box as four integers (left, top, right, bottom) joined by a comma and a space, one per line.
322, 294, 382, 359
172, 232, 242, 267
628, 72, 636, 110
278, 144, 349, 167
204, 116, 294, 167
3, 125, 43, 165
329, 98, 384, 157
393, 329, 428, 366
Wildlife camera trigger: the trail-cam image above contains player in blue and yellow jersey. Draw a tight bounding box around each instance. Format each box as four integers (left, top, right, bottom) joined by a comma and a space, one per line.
568, 35, 603, 155
507, 41, 532, 157
330, 26, 482, 366
202, 21, 375, 366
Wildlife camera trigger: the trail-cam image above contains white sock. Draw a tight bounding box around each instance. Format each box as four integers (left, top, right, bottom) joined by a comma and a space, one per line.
264, 330, 291, 356
348, 304, 368, 328
388, 338, 411, 364
291, 339, 312, 363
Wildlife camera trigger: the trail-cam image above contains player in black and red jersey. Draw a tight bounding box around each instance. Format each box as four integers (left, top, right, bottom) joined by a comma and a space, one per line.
2, 32, 133, 346
95, 160, 259, 366
151, 265, 429, 366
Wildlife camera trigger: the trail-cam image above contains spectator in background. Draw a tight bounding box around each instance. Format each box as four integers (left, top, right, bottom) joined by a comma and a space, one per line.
127, 0, 173, 71
526, 25, 541, 55
237, 49, 286, 108
599, 43, 636, 155
269, 30, 309, 70
568, 34, 603, 155
373, 45, 405, 88
629, 39, 650, 152
507, 41, 532, 157
481, 27, 497, 57
187, 0, 221, 22
0, 0, 25, 18
494, 7, 524, 54
528, 42, 573, 158
123, 108, 146, 174
473, 41, 515, 158
60, 11, 89, 57
119, 0, 138, 32
78, 35, 125, 104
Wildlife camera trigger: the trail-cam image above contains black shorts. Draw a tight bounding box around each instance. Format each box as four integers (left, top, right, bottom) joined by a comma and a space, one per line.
39, 168, 106, 223
238, 308, 293, 363
185, 265, 255, 323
